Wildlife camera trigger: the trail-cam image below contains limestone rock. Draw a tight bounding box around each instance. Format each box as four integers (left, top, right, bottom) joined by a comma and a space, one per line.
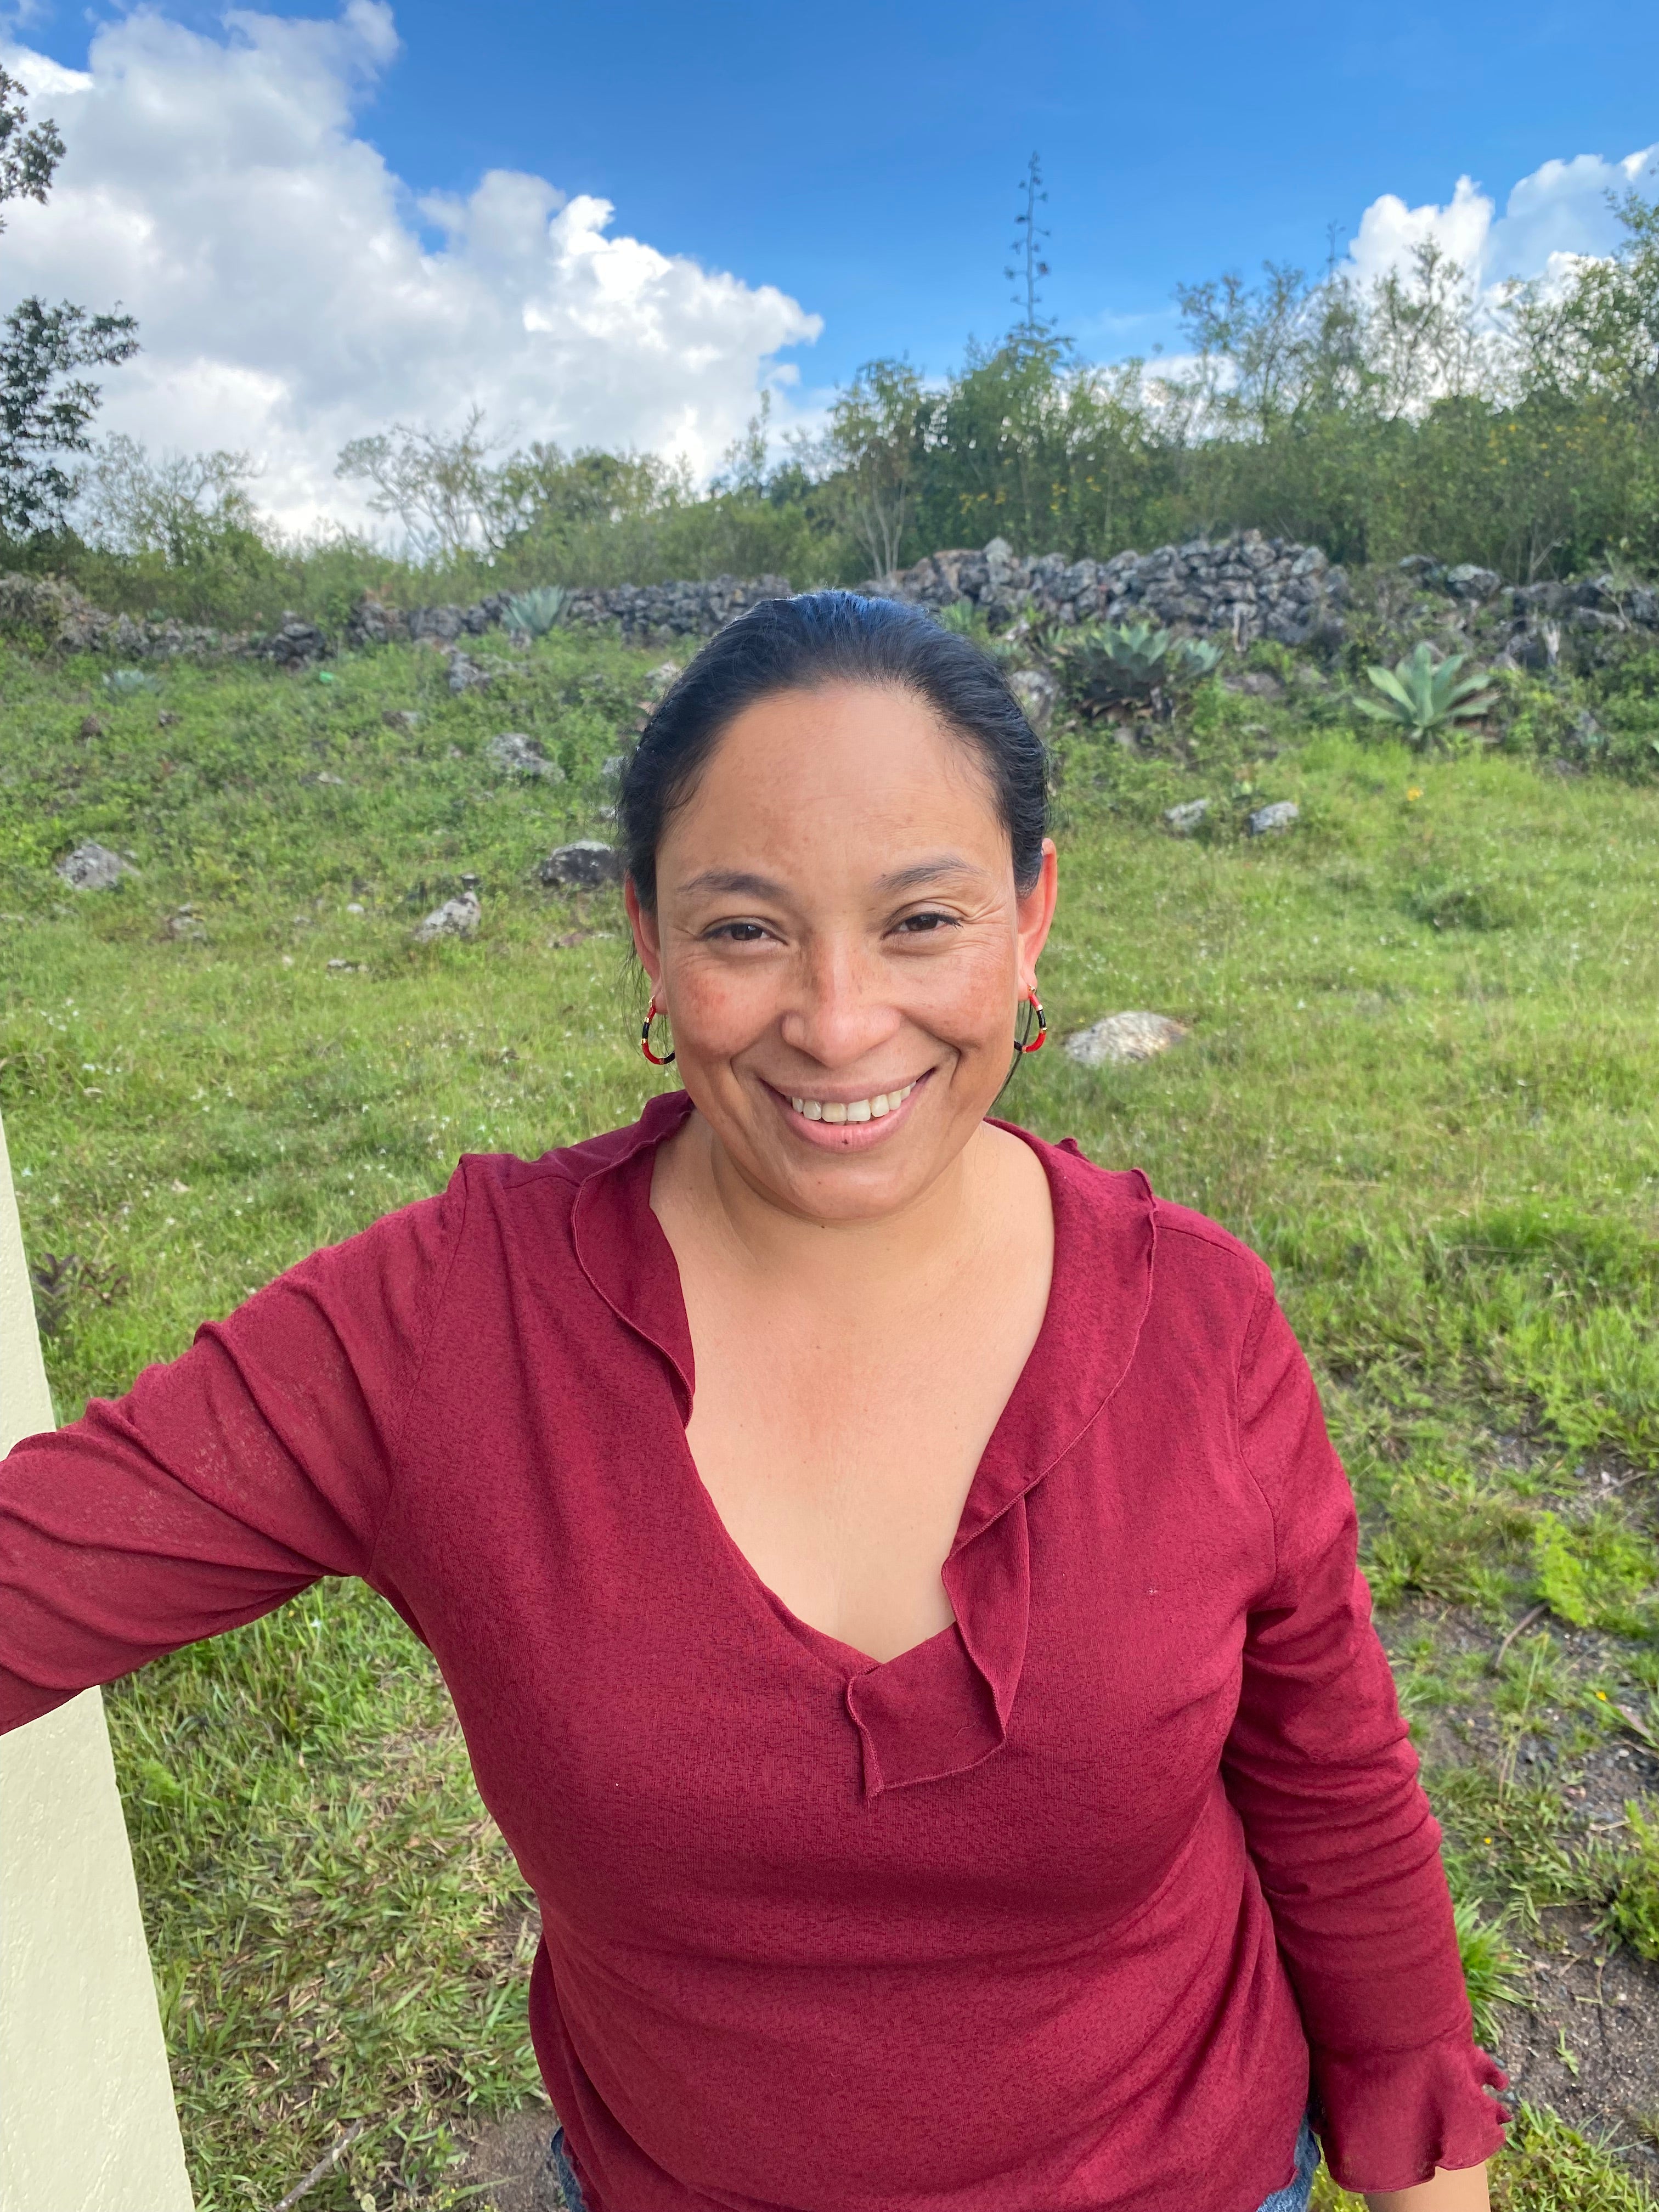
56, 842, 136, 890
1444, 565, 1502, 602
1064, 1012, 1188, 1067
1248, 800, 1300, 837
1007, 667, 1059, 735
1164, 798, 1211, 834
447, 651, 491, 695
414, 889, 481, 943
539, 841, 622, 890
487, 731, 561, 778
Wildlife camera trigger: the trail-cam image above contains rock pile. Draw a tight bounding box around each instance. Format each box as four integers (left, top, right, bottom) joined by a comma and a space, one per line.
10, 539, 1658, 673
1387, 559, 1659, 669
870, 533, 1352, 651
345, 576, 789, 653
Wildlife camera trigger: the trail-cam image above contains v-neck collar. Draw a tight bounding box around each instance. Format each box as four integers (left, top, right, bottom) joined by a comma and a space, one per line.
570, 1088, 1156, 1797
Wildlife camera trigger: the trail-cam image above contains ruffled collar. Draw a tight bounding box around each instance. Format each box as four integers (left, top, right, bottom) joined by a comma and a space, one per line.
571, 1088, 1156, 1797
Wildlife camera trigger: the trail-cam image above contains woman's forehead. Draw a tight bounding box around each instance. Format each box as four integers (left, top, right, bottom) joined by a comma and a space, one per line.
674, 682, 1004, 826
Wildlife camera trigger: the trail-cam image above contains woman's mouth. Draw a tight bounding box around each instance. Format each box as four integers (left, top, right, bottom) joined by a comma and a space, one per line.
766, 1070, 932, 1148
787, 1079, 917, 1124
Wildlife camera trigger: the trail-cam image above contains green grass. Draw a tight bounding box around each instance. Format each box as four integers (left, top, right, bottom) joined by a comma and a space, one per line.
3, 632, 1657, 2209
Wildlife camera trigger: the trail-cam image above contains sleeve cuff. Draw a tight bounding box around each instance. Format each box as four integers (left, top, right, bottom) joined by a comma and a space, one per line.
1313, 2032, 1509, 2194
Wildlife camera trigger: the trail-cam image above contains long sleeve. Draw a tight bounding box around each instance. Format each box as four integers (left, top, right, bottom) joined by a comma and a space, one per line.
0, 1170, 466, 1732
1221, 1276, 1508, 2194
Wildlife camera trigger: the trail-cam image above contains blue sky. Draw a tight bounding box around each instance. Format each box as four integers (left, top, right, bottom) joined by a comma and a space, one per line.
25, 0, 1657, 381
4, 1, 1656, 527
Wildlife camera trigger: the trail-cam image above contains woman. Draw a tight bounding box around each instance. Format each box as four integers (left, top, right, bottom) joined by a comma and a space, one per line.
1, 594, 1503, 2210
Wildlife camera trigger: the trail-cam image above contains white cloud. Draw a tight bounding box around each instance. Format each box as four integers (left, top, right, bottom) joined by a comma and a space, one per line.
0, 3, 821, 534
1345, 143, 1659, 296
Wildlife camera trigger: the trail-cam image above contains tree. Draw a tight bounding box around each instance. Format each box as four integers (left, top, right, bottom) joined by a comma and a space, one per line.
77, 435, 264, 565
822, 359, 932, 579
0, 70, 138, 538
335, 405, 511, 561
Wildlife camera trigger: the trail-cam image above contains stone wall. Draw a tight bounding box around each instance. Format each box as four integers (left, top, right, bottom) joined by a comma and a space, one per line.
346, 573, 792, 652
5, 540, 1657, 670
866, 531, 1352, 651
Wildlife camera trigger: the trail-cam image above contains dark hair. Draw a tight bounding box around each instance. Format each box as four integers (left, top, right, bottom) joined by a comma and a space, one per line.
616, 591, 1049, 910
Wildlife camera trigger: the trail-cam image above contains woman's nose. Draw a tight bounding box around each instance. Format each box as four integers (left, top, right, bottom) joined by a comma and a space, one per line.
777, 940, 901, 1068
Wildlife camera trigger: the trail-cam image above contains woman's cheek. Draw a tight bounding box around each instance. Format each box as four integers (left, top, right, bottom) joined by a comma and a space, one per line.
674, 956, 776, 1051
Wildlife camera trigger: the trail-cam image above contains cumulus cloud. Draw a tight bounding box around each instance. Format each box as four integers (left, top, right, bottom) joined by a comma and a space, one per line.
1345, 143, 1659, 297
0, 3, 821, 533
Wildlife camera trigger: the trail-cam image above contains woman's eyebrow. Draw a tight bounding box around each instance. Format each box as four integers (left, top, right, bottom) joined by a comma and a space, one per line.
676, 855, 984, 902
676, 867, 789, 901
876, 855, 984, 894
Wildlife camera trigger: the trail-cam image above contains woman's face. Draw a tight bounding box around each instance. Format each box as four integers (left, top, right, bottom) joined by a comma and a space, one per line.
625, 681, 1058, 1225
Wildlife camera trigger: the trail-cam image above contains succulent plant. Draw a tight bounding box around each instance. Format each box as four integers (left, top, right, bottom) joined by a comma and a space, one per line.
934, 598, 1022, 667
103, 667, 156, 697
503, 586, 569, 640
1057, 620, 1221, 715
1355, 642, 1494, 748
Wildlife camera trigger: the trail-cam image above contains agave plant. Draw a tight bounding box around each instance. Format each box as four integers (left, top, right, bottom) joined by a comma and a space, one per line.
103, 667, 156, 697
1058, 620, 1220, 715
503, 586, 569, 640
935, 598, 1022, 667
1355, 642, 1494, 747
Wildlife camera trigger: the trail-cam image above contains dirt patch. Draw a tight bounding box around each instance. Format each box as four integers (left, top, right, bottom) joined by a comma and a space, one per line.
452, 2105, 564, 2212
1494, 1904, 1659, 2177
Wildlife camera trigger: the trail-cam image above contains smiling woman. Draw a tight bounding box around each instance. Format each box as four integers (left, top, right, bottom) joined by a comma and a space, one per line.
0, 594, 1503, 2212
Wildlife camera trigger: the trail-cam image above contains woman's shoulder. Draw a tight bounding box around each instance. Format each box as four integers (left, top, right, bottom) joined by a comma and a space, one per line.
1010, 1120, 1274, 1324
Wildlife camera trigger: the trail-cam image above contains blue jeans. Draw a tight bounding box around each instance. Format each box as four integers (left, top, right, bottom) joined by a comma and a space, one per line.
543, 2111, 1320, 2210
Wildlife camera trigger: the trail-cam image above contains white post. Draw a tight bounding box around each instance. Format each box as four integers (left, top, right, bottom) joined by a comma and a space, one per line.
0, 1112, 193, 2212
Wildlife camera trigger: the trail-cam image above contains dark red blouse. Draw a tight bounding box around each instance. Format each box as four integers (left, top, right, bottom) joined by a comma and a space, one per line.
0, 1093, 1505, 2208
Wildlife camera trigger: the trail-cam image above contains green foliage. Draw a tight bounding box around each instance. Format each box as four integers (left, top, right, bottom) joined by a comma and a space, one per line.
0, 70, 139, 535
1356, 641, 1496, 747
934, 599, 1023, 667
502, 584, 568, 639
1602, 1802, 1659, 1961
1532, 1512, 1658, 1635
1058, 618, 1221, 714
1452, 1894, 1526, 2047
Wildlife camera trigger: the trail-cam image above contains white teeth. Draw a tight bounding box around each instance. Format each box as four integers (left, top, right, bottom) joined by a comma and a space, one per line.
788, 1081, 914, 1125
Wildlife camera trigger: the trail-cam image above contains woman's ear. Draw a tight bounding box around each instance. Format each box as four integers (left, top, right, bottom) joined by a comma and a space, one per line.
1017, 838, 1059, 988
624, 874, 663, 990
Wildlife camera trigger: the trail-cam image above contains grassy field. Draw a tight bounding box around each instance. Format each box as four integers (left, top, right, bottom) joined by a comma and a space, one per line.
2, 623, 1657, 2211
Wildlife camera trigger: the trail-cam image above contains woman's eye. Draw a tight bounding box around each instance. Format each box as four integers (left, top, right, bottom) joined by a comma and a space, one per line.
895, 911, 959, 935
709, 921, 769, 943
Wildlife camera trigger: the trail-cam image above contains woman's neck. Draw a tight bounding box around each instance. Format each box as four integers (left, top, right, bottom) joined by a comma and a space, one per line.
654, 1108, 1014, 1302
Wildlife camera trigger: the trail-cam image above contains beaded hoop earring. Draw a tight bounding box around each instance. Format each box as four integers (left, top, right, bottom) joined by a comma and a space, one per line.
640, 996, 675, 1066
1019, 985, 1047, 1054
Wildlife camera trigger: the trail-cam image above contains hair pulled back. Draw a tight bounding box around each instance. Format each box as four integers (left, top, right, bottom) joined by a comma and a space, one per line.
616, 591, 1049, 911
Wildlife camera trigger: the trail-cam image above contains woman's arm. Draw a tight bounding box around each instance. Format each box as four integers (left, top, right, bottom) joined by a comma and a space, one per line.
1220, 1273, 1507, 2199
1, 1173, 462, 1728
1367, 2164, 1489, 2209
